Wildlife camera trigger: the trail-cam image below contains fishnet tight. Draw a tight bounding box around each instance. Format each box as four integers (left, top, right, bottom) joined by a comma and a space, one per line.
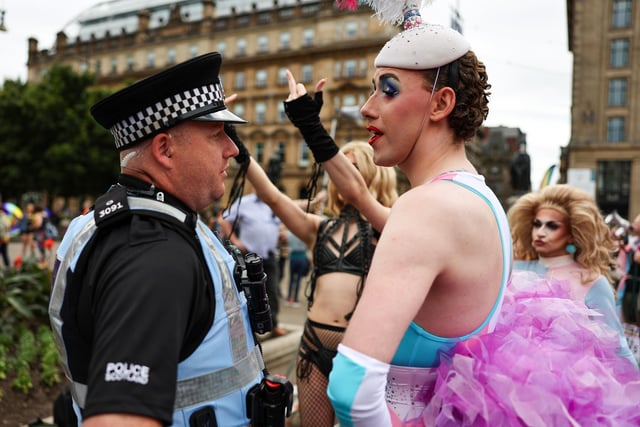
297, 322, 344, 427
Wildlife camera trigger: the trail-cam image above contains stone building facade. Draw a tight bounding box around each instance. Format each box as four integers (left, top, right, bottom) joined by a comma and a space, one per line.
567, 0, 640, 218
27, 0, 395, 207
26, 0, 525, 212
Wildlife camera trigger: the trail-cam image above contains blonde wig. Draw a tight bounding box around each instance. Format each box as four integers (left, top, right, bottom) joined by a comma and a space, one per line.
508, 184, 617, 284
325, 141, 398, 217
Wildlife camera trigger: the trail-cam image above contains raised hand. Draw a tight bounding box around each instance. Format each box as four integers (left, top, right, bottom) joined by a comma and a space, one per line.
283, 70, 338, 163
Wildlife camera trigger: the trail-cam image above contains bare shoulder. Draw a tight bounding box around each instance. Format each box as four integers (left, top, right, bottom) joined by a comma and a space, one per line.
386, 181, 498, 262
392, 180, 478, 221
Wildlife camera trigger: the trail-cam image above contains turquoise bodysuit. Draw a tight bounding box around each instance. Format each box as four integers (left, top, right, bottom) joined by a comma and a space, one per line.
328, 171, 513, 426
391, 171, 512, 368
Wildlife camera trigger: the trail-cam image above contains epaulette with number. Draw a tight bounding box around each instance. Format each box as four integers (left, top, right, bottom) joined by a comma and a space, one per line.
93, 185, 131, 228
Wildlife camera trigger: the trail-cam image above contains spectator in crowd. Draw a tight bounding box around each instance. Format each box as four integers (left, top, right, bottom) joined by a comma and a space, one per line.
220, 190, 287, 338
285, 229, 309, 307
20, 202, 40, 259
0, 210, 11, 268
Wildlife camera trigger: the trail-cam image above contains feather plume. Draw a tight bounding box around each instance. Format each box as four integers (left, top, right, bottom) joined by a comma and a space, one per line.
335, 0, 360, 11
335, 0, 437, 27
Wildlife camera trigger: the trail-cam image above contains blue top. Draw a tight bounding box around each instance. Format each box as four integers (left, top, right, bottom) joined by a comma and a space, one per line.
287, 230, 307, 256
391, 172, 512, 368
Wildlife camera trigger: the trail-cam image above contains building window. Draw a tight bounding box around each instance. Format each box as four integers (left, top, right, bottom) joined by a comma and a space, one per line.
277, 68, 287, 85
233, 104, 245, 120
606, 117, 625, 142
608, 78, 627, 106
277, 102, 286, 123
277, 142, 286, 163
235, 72, 246, 89
301, 65, 313, 83
189, 44, 198, 58
344, 60, 357, 77
346, 21, 358, 38
255, 102, 266, 124
110, 57, 118, 74
237, 16, 249, 26
255, 69, 267, 88
258, 35, 269, 53
94, 59, 102, 75
167, 48, 176, 65
612, 0, 632, 28
217, 41, 226, 55
147, 51, 155, 68
303, 28, 315, 47
256, 142, 265, 164
215, 18, 228, 30
279, 8, 294, 19
334, 62, 341, 79
279, 32, 291, 50
258, 12, 271, 24
301, 4, 319, 15
298, 141, 310, 166
610, 39, 629, 67
126, 55, 134, 71
237, 38, 246, 56
597, 160, 631, 213
342, 94, 357, 107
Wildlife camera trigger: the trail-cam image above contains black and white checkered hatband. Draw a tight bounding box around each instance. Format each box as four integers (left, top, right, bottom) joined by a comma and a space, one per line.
111, 82, 225, 149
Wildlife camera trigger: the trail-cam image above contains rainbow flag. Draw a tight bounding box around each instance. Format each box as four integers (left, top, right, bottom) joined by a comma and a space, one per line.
539, 164, 557, 189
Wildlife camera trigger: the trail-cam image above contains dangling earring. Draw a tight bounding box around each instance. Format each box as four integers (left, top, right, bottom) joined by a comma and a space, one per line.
565, 243, 577, 254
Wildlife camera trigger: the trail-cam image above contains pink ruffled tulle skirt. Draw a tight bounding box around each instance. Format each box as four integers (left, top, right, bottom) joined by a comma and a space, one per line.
386, 271, 640, 427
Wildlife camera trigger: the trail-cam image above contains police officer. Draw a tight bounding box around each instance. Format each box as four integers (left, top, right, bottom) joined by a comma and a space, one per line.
49, 53, 264, 426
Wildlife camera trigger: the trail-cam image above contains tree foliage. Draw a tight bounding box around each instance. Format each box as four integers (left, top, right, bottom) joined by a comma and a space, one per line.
0, 66, 118, 201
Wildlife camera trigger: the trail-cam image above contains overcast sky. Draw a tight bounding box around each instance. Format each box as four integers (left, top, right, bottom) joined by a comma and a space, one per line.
0, 0, 572, 189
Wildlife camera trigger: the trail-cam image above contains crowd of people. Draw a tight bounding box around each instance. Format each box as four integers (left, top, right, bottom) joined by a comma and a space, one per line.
37, 1, 640, 426
0, 200, 61, 268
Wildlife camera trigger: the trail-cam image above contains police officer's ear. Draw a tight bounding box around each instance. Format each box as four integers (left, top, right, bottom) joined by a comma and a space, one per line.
150, 131, 175, 167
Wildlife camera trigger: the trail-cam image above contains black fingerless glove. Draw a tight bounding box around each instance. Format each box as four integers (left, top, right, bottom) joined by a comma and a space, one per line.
284, 92, 339, 163
224, 123, 250, 165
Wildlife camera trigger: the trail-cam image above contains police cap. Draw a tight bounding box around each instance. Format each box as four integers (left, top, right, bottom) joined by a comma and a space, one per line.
90, 52, 246, 151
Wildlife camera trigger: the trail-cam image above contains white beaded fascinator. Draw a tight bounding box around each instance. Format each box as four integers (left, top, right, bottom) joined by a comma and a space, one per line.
336, 0, 470, 70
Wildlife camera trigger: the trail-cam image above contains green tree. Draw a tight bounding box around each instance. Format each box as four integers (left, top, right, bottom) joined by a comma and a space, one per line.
0, 66, 118, 201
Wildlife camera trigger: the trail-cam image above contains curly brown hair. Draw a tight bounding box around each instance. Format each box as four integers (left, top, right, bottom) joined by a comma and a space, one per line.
422, 50, 491, 142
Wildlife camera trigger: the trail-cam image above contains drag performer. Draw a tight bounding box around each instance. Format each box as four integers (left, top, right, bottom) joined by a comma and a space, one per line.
225, 119, 397, 426
324, 1, 640, 426
509, 184, 636, 365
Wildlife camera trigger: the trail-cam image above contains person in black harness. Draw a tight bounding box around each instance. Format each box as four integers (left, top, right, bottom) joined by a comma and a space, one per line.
49, 53, 292, 427
225, 114, 397, 426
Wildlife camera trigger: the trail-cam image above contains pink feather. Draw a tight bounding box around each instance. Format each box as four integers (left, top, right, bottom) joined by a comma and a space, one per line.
336, 1, 436, 26
335, 0, 359, 11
